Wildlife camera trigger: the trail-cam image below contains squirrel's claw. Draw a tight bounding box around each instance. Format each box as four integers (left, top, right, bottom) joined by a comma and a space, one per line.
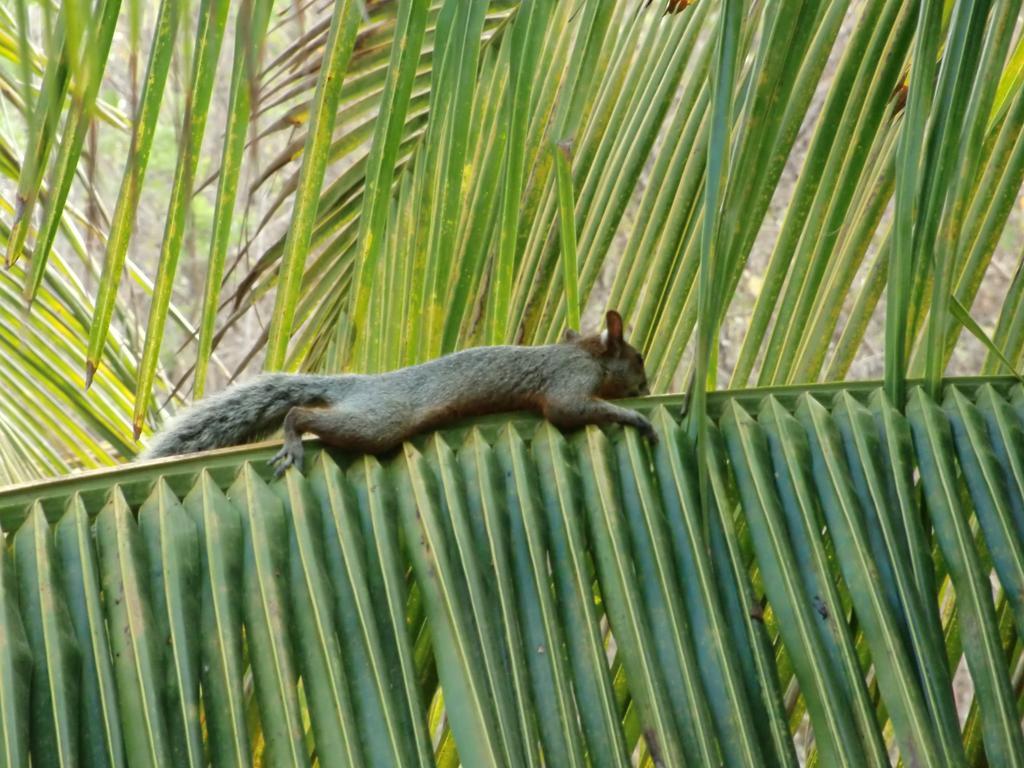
269, 442, 304, 477
637, 419, 658, 444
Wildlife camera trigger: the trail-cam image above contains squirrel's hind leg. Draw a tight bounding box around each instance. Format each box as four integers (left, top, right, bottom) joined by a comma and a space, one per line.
269, 405, 407, 476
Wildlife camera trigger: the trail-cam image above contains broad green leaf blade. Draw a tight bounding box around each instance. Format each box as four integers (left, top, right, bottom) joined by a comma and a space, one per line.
194, 0, 274, 397
795, 394, 943, 766
494, 425, 588, 768
137, 481, 203, 768
991, 26, 1024, 124
432, 433, 535, 765
887, 0, 938, 403
61, 0, 88, 98
12, 385, 1024, 760
0, 520, 31, 768
13, 504, 80, 767
307, 453, 421, 767
553, 140, 580, 331
690, 0, 742, 513
575, 426, 686, 767
490, 0, 552, 344
55, 495, 126, 767
95, 487, 173, 767
275, 469, 364, 766
943, 386, 1024, 640
720, 398, 867, 768
755, 397, 887, 768
532, 422, 631, 766
348, 455, 435, 768
264, 0, 362, 371
182, 472, 251, 767
839, 392, 965, 766
5, 16, 70, 269
131, 0, 231, 437
228, 464, 311, 767
649, 407, 766, 767
907, 386, 1024, 765
344, 0, 429, 369
460, 434, 548, 768
704, 428, 798, 767
917, 2, 991, 395
85, 0, 181, 384
22, 0, 125, 304
975, 384, 1024, 533
613, 425, 724, 765
397, 438, 505, 768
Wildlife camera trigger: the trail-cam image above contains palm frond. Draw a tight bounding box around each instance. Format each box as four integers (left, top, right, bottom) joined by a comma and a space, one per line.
2, 380, 1023, 764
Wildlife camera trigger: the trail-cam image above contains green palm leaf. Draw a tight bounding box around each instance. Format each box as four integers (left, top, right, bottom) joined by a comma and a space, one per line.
2, 382, 1021, 764
3, 1, 1024, 763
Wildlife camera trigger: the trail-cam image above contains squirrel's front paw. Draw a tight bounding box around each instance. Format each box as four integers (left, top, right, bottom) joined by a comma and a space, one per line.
269, 441, 304, 477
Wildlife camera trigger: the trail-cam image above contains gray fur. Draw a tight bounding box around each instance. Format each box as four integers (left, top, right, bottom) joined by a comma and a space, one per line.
141, 373, 357, 458
142, 320, 652, 471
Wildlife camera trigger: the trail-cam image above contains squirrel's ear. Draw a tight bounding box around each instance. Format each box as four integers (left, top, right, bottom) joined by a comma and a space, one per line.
563, 328, 582, 342
605, 310, 624, 346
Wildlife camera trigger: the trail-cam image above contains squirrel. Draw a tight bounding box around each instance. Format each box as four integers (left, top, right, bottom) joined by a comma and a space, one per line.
141, 310, 655, 475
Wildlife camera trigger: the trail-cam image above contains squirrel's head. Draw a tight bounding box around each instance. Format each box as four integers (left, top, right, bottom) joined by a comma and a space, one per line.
564, 310, 650, 398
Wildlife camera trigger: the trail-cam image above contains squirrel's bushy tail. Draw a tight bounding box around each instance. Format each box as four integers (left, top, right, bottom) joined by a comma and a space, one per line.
141, 374, 340, 459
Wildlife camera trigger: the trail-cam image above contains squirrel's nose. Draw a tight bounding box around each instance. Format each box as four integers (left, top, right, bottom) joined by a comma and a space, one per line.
640, 383, 650, 396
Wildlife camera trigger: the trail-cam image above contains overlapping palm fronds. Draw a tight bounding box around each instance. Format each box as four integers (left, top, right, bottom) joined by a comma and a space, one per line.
2, 0, 1022, 464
